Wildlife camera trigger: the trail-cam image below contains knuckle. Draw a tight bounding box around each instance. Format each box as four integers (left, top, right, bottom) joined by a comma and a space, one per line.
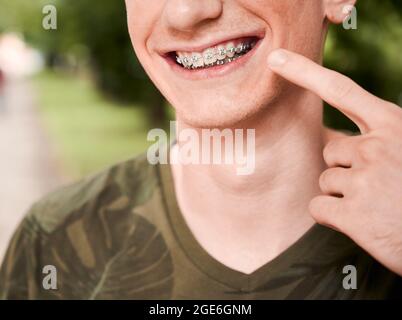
387, 125, 401, 136
356, 138, 384, 162
327, 73, 355, 102
381, 122, 402, 138
309, 198, 326, 222
323, 140, 337, 162
319, 170, 332, 191
386, 102, 402, 122
309, 197, 343, 228
351, 170, 370, 190
323, 138, 348, 165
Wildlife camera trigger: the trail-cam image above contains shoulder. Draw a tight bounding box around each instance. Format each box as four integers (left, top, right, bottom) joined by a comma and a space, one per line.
29, 152, 159, 234
0, 153, 174, 299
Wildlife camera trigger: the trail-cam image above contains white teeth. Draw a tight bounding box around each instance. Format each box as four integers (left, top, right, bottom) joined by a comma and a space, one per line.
177, 52, 187, 66
176, 39, 255, 70
203, 48, 217, 66
191, 52, 204, 68
216, 45, 226, 60
183, 54, 192, 68
177, 52, 184, 62
226, 42, 236, 58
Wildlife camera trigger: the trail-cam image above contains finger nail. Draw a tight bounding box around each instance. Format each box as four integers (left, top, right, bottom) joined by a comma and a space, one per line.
268, 49, 288, 67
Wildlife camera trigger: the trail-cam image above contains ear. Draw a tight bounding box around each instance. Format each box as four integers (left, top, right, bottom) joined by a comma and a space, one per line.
324, 0, 357, 24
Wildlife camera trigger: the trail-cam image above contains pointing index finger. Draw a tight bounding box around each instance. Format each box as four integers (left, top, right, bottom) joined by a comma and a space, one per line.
267, 49, 393, 133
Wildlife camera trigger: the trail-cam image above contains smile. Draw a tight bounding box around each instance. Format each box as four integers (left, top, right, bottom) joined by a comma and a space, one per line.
175, 37, 258, 70
161, 32, 265, 80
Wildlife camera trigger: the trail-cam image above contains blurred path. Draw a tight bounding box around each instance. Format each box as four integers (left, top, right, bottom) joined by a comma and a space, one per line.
0, 78, 65, 262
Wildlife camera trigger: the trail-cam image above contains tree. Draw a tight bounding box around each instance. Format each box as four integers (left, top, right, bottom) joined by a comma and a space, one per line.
324, 0, 402, 131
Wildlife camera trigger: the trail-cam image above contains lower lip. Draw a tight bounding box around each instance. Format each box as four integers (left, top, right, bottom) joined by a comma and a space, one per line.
163, 39, 263, 81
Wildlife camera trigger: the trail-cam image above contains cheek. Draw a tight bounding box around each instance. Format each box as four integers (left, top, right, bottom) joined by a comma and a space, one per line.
126, 1, 161, 54
282, 3, 325, 60
246, 0, 325, 58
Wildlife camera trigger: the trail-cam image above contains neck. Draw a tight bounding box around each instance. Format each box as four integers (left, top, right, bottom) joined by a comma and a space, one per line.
170, 89, 327, 239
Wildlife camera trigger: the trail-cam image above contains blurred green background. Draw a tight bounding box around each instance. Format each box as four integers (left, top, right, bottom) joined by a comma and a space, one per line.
0, 0, 401, 178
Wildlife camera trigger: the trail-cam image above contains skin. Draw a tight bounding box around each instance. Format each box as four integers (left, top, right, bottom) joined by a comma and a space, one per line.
268, 50, 402, 276
125, 0, 402, 275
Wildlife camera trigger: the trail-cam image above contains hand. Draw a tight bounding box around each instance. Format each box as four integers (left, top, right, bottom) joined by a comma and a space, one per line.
268, 49, 402, 276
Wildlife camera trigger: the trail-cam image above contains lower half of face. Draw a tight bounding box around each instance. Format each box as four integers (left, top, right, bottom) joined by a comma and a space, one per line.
126, 0, 326, 128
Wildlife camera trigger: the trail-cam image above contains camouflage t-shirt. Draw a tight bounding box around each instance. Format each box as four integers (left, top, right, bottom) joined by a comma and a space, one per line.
0, 152, 401, 299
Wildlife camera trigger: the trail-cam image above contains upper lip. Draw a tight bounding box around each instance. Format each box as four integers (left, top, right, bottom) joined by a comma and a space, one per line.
159, 30, 265, 55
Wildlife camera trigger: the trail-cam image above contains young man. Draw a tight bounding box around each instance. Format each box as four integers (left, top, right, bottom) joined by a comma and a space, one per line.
1, 0, 401, 299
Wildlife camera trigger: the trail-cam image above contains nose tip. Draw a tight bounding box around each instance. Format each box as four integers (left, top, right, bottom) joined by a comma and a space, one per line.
163, 0, 223, 32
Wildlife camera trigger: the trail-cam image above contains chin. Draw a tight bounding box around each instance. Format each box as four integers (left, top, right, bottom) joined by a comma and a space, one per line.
177, 107, 253, 129
172, 78, 283, 129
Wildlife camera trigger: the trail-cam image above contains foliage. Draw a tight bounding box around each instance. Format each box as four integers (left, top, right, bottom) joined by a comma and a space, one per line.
324, 0, 402, 130
33, 71, 152, 178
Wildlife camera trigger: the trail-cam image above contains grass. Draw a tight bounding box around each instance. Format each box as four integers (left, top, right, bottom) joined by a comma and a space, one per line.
32, 71, 152, 179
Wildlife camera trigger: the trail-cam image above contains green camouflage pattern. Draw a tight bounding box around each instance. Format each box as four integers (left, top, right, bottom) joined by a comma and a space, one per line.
0, 153, 401, 299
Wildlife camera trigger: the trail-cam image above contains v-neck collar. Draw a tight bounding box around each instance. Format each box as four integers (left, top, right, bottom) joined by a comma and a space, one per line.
157, 159, 356, 292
